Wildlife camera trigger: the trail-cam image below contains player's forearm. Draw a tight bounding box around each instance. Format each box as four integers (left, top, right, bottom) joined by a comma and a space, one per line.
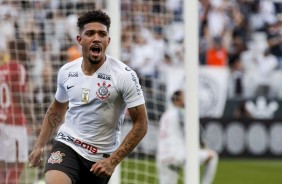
107, 104, 148, 166
34, 100, 67, 149
109, 120, 147, 166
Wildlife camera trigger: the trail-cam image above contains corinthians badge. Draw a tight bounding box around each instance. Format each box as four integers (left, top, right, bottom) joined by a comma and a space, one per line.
96, 81, 111, 100
47, 151, 65, 164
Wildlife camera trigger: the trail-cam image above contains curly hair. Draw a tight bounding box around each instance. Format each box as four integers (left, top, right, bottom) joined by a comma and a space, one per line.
77, 10, 111, 32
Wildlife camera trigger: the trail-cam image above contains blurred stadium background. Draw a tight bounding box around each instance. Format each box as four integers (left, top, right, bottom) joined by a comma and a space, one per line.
1, 0, 282, 183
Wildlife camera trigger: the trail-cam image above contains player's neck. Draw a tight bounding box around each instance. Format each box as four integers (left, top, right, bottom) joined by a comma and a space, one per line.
81, 58, 106, 76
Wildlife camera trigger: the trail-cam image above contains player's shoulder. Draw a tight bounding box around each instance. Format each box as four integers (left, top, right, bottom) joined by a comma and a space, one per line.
6, 60, 26, 72
106, 55, 135, 76
59, 57, 82, 72
163, 106, 179, 118
7, 60, 22, 67
106, 55, 130, 70
1, 60, 27, 82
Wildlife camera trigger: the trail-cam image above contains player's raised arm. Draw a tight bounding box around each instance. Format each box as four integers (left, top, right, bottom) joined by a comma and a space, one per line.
28, 99, 68, 167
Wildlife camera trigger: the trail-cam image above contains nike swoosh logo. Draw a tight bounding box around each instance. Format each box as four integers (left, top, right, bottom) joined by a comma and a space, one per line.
67, 85, 74, 90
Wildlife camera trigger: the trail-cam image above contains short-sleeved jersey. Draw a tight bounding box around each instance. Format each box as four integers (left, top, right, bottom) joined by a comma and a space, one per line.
0, 60, 28, 126
55, 55, 145, 162
157, 105, 185, 165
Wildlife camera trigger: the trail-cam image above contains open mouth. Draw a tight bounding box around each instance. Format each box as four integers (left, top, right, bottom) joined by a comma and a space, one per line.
91, 45, 101, 55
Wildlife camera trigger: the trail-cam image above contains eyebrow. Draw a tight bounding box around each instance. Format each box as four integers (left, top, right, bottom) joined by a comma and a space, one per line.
84, 29, 108, 34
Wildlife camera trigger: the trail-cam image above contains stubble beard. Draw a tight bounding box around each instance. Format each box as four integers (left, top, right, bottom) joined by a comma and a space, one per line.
89, 55, 102, 65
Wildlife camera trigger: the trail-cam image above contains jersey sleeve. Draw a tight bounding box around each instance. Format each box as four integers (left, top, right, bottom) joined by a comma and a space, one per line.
10, 62, 27, 92
18, 64, 27, 87
55, 67, 69, 103
119, 69, 145, 108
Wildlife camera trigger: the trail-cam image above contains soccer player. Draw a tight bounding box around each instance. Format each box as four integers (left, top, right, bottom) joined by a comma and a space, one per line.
0, 40, 34, 184
28, 10, 148, 184
157, 90, 218, 184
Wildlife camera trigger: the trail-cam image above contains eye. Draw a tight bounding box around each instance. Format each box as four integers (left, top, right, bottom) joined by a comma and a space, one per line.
85, 31, 93, 36
99, 31, 107, 37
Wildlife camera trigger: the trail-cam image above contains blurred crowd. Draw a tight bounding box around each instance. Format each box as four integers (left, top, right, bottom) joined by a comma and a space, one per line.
121, 0, 282, 100
1, 0, 282, 119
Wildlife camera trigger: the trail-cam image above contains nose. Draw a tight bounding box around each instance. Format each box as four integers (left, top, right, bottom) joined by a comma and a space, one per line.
93, 33, 101, 42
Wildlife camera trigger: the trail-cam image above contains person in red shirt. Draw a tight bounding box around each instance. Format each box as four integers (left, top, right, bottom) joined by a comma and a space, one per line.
206, 37, 228, 66
0, 40, 35, 184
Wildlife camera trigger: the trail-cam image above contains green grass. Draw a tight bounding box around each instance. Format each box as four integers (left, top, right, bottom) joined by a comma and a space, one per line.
121, 158, 282, 184
214, 159, 282, 184
21, 158, 282, 184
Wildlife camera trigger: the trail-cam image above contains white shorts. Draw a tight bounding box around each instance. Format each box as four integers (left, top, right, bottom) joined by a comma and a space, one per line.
199, 148, 211, 165
157, 161, 180, 184
0, 124, 28, 163
157, 148, 213, 182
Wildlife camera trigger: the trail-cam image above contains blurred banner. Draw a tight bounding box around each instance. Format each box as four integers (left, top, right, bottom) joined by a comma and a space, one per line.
223, 98, 282, 119
201, 118, 282, 158
164, 66, 229, 118
123, 118, 282, 158
198, 66, 229, 118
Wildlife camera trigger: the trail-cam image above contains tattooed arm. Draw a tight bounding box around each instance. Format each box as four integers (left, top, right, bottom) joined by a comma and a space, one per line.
90, 104, 148, 177
28, 99, 68, 167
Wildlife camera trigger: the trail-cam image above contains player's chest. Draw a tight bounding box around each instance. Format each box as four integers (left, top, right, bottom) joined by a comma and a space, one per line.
64, 73, 117, 103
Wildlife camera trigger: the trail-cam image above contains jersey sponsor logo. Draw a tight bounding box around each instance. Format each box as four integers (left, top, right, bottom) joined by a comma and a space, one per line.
131, 72, 142, 95
68, 72, 78, 77
97, 73, 111, 80
81, 88, 90, 103
125, 67, 132, 71
47, 151, 65, 164
96, 81, 111, 100
67, 85, 74, 90
57, 132, 98, 154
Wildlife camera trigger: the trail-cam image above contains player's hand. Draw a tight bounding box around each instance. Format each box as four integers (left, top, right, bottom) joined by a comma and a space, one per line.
28, 147, 44, 167
90, 158, 115, 177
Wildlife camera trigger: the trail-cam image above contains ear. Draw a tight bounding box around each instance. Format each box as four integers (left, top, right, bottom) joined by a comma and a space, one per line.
107, 37, 111, 45
77, 35, 82, 45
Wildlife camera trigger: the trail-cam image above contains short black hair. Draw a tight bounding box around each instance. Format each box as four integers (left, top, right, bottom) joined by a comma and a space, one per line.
171, 90, 183, 103
77, 10, 111, 32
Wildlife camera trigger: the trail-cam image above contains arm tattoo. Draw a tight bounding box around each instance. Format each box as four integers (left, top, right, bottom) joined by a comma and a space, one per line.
110, 105, 147, 165
47, 111, 62, 138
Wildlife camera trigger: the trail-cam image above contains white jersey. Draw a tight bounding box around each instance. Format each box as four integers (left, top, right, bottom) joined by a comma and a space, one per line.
54, 55, 145, 162
157, 105, 186, 165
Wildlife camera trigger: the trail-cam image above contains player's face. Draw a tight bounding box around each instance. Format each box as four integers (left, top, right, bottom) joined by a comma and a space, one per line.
77, 22, 110, 65
179, 92, 185, 108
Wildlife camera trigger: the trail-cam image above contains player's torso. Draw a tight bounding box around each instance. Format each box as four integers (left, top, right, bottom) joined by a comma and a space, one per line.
62, 59, 121, 108
158, 107, 186, 161
59, 57, 129, 137
0, 61, 27, 125
57, 58, 129, 158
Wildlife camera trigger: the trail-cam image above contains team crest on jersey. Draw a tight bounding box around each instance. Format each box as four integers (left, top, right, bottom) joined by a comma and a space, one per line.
47, 151, 65, 164
81, 88, 90, 103
96, 81, 111, 100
